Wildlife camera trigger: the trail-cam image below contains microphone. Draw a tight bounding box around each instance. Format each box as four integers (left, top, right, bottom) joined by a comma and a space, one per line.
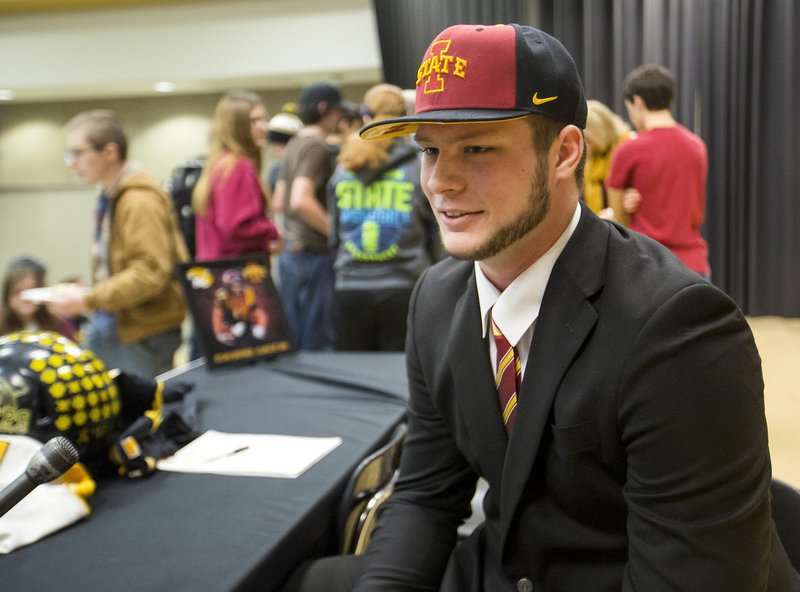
0, 436, 80, 518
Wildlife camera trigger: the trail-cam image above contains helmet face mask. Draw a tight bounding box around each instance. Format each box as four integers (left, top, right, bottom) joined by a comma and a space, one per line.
0, 331, 120, 463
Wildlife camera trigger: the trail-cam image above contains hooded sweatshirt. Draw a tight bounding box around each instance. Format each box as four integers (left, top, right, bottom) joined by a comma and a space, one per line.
85, 170, 189, 343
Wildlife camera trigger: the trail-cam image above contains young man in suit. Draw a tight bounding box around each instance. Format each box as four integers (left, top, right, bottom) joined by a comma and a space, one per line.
284, 23, 798, 592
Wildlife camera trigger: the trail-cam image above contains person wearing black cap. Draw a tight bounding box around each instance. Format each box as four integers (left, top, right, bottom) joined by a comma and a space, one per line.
276, 81, 344, 350
282, 23, 797, 592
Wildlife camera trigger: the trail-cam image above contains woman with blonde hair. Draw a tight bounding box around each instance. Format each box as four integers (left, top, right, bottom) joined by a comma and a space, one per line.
583, 99, 633, 217
327, 83, 441, 351
193, 90, 280, 261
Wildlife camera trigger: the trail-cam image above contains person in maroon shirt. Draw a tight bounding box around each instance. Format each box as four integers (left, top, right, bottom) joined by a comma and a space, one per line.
606, 64, 711, 277
193, 90, 281, 262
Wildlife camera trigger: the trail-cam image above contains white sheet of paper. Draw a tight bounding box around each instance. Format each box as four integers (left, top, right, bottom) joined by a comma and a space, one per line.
19, 285, 89, 303
156, 430, 343, 478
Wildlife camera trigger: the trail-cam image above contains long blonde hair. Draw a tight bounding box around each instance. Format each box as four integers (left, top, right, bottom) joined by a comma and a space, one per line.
338, 83, 407, 172
584, 99, 631, 156
193, 90, 266, 216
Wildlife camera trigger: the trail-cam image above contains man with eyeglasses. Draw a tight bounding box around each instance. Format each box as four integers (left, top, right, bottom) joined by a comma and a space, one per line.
51, 109, 189, 378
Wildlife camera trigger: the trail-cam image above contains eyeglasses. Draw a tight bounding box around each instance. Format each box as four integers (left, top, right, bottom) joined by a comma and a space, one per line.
63, 146, 97, 165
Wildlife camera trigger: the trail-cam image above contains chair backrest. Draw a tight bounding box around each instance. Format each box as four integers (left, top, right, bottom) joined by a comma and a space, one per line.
771, 478, 800, 571
353, 469, 399, 555
338, 421, 407, 554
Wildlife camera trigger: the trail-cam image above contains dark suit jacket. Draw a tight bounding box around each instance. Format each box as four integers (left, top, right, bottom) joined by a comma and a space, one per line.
356, 206, 798, 591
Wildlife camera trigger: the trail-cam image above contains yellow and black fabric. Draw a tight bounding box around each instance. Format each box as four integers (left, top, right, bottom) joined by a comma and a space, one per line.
109, 371, 198, 479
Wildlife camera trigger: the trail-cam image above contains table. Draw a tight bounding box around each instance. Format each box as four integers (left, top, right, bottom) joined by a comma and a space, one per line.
0, 351, 409, 592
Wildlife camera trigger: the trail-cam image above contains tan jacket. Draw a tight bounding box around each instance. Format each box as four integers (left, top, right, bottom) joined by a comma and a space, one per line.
85, 171, 189, 343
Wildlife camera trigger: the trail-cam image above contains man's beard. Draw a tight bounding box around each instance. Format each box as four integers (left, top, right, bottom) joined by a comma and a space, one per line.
445, 158, 551, 262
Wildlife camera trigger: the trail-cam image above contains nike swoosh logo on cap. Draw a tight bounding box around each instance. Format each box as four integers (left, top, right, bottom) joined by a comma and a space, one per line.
532, 92, 558, 105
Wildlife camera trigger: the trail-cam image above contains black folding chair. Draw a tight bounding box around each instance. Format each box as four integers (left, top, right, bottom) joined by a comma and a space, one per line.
337, 421, 406, 555
771, 478, 800, 571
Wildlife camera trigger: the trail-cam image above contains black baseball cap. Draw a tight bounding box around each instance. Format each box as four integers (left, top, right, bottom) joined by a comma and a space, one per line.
298, 81, 343, 111
360, 23, 587, 140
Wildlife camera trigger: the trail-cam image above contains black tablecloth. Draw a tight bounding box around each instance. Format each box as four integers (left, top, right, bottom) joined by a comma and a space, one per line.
0, 351, 408, 592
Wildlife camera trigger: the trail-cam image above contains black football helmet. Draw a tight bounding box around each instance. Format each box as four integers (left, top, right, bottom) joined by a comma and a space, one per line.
0, 331, 120, 463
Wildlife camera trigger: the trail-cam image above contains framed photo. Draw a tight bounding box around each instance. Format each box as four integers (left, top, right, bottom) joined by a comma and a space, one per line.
177, 256, 293, 368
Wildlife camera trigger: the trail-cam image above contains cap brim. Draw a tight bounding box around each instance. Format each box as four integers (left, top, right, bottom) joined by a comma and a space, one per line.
359, 109, 531, 140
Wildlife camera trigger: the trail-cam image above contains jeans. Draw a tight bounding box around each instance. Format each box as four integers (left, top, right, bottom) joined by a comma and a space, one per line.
82, 311, 181, 378
277, 251, 336, 351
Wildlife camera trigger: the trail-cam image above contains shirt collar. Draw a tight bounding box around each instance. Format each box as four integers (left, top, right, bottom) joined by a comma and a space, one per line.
476, 204, 581, 345
102, 165, 133, 200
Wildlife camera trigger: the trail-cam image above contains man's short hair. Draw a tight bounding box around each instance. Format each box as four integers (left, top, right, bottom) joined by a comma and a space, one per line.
622, 64, 675, 111
64, 109, 129, 161
527, 115, 586, 188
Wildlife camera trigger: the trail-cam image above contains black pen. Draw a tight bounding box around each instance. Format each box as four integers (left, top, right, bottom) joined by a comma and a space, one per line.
198, 446, 250, 465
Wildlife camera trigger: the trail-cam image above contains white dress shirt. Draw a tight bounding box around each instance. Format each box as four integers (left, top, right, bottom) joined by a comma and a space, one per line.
475, 204, 580, 379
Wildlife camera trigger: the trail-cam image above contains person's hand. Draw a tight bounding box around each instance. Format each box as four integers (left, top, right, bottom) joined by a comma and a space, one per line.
44, 285, 89, 318
597, 207, 615, 220
622, 189, 642, 214
267, 236, 283, 255
231, 322, 246, 338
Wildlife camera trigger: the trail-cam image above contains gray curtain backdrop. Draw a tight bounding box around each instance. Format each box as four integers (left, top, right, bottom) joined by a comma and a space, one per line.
373, 0, 799, 316
541, 0, 799, 316
373, 0, 528, 90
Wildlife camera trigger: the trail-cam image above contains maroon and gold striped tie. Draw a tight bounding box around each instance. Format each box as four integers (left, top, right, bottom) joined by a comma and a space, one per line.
492, 318, 521, 433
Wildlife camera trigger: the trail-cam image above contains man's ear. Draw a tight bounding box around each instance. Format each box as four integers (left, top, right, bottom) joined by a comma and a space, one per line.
101, 142, 121, 162
553, 124, 584, 181
630, 94, 647, 110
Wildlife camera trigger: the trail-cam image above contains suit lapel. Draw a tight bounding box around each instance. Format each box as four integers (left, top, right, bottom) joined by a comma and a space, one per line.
446, 271, 509, 487
499, 207, 609, 543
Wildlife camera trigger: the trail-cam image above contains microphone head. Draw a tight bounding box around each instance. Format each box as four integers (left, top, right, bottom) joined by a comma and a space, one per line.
25, 437, 80, 485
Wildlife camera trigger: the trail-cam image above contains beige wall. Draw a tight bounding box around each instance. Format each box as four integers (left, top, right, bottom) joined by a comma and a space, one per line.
0, 0, 381, 101
0, 83, 372, 284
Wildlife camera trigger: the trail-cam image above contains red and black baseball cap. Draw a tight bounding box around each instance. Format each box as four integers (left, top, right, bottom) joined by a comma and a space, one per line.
360, 23, 587, 140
